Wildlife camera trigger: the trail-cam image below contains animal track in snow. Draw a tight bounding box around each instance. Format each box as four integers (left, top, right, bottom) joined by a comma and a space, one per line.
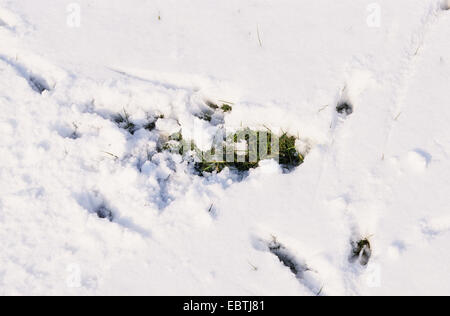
95, 205, 114, 221
401, 149, 432, 173
349, 237, 372, 266
0, 55, 51, 94
29, 75, 49, 94
421, 216, 450, 238
255, 236, 324, 295
75, 191, 151, 237
75, 191, 115, 222
336, 102, 353, 117
0, 6, 22, 30
381, 2, 445, 156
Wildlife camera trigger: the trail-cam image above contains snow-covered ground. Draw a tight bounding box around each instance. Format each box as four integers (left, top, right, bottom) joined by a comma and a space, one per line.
1, 0, 449, 296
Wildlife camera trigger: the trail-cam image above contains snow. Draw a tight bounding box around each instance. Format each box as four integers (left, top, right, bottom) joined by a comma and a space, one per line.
1, 0, 450, 295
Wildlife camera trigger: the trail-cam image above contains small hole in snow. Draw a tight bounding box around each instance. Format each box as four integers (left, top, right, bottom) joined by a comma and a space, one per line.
349, 238, 372, 266
96, 206, 114, 221
29, 76, 49, 94
144, 113, 164, 132
336, 102, 353, 116
113, 110, 137, 135
268, 238, 302, 275
207, 204, 218, 218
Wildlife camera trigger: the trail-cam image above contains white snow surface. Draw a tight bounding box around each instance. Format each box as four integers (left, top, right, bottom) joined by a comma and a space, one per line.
1, 0, 450, 295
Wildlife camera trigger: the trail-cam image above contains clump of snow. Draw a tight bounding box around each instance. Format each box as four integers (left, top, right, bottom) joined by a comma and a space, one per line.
156, 118, 181, 136
405, 150, 431, 172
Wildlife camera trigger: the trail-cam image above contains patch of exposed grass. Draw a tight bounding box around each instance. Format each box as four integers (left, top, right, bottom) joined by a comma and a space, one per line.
194, 128, 304, 175
114, 111, 165, 134
144, 121, 156, 131
169, 131, 183, 142
220, 104, 233, 113
113, 110, 137, 134
196, 111, 213, 122
159, 132, 185, 154
194, 161, 230, 174
155, 126, 305, 176
206, 100, 233, 113
158, 131, 198, 156
278, 133, 304, 167
162, 141, 182, 154
196, 100, 233, 123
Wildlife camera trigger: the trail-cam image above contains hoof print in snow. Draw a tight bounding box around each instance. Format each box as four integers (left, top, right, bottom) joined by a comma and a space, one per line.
350, 238, 372, 266
265, 236, 323, 295
207, 204, 219, 219
96, 206, 114, 221
76, 192, 114, 221
69, 131, 80, 140
268, 238, 303, 275
29, 76, 49, 94
336, 102, 353, 117
68, 123, 80, 139
144, 121, 156, 131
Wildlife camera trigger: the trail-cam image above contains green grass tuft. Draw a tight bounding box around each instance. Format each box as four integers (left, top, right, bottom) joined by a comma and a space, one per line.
156, 127, 305, 176
278, 133, 304, 167
205, 100, 233, 114
194, 129, 304, 175
220, 104, 233, 113
113, 110, 137, 134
